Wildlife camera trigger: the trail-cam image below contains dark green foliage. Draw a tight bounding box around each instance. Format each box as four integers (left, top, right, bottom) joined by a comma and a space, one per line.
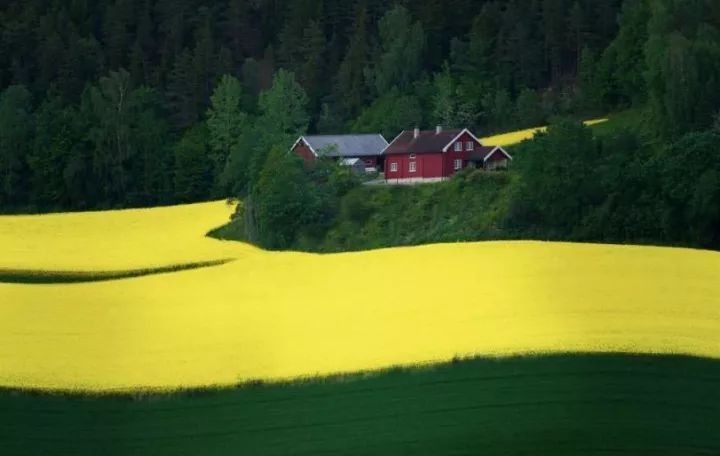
219, 153, 359, 250
3, 354, 720, 455
250, 147, 321, 249
598, 0, 650, 108
655, 131, 720, 247
366, 5, 426, 96
509, 120, 605, 236
0, 0, 630, 211
173, 124, 213, 203
234, 170, 513, 253
80, 69, 173, 207
644, 0, 720, 137
0, 85, 33, 208
352, 89, 423, 139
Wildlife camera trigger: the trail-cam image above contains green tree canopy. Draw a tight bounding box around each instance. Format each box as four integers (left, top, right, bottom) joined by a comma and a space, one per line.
207, 74, 247, 182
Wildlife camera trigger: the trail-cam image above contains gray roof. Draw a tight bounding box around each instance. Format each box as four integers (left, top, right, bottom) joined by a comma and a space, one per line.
299, 134, 388, 158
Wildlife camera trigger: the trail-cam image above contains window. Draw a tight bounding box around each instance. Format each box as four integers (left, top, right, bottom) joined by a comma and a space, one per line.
454, 142, 463, 152
390, 162, 398, 172
365, 160, 373, 166
409, 154, 416, 159
454, 159, 463, 170
466, 141, 474, 151
409, 161, 417, 173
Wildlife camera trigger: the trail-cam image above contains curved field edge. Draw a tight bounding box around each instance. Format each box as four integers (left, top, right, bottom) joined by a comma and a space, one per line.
0, 351, 716, 397
2, 353, 719, 456
0, 199, 240, 272
0, 259, 235, 284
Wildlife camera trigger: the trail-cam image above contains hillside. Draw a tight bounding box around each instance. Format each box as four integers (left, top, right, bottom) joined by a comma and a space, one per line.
212, 113, 720, 253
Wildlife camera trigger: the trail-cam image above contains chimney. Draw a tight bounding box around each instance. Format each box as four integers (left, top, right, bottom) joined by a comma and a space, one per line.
436, 125, 442, 135
414, 127, 420, 139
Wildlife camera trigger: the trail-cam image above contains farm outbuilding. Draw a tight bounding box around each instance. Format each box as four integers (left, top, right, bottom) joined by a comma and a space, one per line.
291, 134, 388, 173
340, 158, 367, 175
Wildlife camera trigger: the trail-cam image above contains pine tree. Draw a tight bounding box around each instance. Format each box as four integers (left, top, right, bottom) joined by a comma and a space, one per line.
335, 3, 370, 119
166, 48, 199, 129
207, 75, 247, 183
368, 5, 426, 95
174, 124, 213, 203
193, 10, 217, 113
0, 85, 33, 207
298, 20, 327, 110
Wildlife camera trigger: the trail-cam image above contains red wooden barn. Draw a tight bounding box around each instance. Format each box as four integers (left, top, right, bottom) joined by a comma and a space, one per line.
383, 127, 512, 183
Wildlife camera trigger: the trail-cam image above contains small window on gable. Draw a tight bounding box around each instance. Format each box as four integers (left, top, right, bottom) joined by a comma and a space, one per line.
454, 159, 463, 170
466, 141, 474, 151
409, 161, 416, 173
454, 142, 463, 152
390, 162, 398, 172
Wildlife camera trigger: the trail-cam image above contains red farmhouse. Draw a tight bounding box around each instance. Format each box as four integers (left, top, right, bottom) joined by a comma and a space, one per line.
383, 127, 512, 183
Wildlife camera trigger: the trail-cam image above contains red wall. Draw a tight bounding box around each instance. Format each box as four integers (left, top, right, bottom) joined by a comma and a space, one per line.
384, 153, 444, 180
293, 143, 316, 163
442, 131, 479, 177
384, 132, 482, 180
362, 157, 378, 168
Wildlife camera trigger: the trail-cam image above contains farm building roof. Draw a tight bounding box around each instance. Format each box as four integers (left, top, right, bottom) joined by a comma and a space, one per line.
468, 146, 513, 162
295, 134, 388, 158
383, 129, 475, 155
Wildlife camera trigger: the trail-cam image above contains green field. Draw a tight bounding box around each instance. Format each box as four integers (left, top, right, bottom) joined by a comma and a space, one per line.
3, 353, 720, 456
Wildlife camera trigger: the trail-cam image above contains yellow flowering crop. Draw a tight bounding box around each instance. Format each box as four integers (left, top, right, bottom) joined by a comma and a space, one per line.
0, 200, 243, 272
1, 205, 719, 391
482, 118, 608, 146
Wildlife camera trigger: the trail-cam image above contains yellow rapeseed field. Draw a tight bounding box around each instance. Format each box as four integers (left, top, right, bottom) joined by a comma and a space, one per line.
1, 197, 720, 391
482, 118, 608, 146
0, 200, 244, 271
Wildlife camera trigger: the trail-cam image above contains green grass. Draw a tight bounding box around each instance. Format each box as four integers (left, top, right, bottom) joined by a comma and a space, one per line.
2, 353, 720, 455
0, 259, 233, 284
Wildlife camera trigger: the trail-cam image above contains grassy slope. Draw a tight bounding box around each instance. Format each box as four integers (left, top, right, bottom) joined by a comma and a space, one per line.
297, 171, 516, 252
3, 354, 720, 456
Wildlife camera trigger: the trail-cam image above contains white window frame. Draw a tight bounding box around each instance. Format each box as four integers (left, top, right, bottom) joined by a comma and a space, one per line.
466, 141, 474, 151
409, 153, 416, 159
454, 159, 463, 170
454, 142, 463, 152
409, 161, 417, 173
390, 162, 398, 172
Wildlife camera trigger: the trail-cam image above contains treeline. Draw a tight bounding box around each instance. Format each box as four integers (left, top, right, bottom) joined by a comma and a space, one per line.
1, 0, 627, 211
